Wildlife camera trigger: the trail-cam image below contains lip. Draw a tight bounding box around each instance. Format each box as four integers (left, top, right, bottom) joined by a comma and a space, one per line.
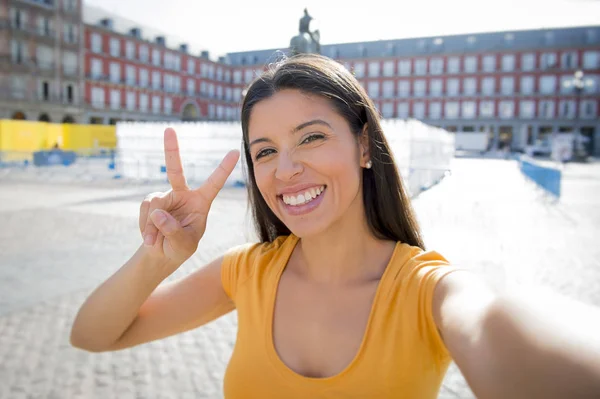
277, 183, 325, 196
279, 186, 326, 216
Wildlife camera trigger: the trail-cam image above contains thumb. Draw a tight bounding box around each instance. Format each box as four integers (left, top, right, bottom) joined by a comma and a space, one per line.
150, 209, 185, 240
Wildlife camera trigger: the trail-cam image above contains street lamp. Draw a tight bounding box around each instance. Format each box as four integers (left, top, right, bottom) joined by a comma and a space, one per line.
563, 70, 595, 160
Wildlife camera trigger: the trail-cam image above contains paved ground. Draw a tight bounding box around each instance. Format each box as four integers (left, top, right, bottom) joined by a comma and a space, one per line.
1, 158, 599, 398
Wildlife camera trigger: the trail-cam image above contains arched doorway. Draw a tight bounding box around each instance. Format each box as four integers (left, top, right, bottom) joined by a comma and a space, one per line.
38, 113, 51, 122
12, 111, 26, 120
182, 102, 201, 121
62, 115, 75, 123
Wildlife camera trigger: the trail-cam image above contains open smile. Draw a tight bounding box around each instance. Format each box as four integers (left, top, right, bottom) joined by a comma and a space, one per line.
278, 185, 327, 216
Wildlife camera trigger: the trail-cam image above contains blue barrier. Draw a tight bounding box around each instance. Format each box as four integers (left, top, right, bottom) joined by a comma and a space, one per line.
33, 150, 77, 167
519, 159, 561, 198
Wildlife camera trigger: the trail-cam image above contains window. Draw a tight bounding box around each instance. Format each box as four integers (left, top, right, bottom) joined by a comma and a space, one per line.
164, 97, 172, 115
216, 68, 223, 81
480, 101, 495, 118
499, 101, 514, 119
414, 80, 426, 97
398, 60, 411, 76
413, 102, 425, 119
483, 55, 495, 72
447, 79, 459, 96
224, 70, 231, 83
126, 92, 136, 111
63, 52, 77, 75
430, 79, 443, 96
520, 76, 534, 95
209, 104, 215, 119
110, 90, 120, 110
91, 87, 105, 108
541, 53, 558, 69
173, 76, 181, 93
200, 81, 207, 95
225, 87, 232, 101
10, 8, 28, 29
445, 102, 459, 119
464, 56, 477, 73
63, 23, 77, 44
583, 75, 599, 94
139, 69, 149, 87
448, 57, 460, 74
109, 62, 120, 83
462, 101, 476, 119
538, 100, 555, 119
501, 77, 514, 95
429, 102, 442, 119
482, 77, 495, 95
65, 84, 74, 104
37, 16, 52, 37
36, 45, 53, 69
559, 100, 576, 119
430, 58, 443, 75
368, 82, 379, 98
173, 55, 181, 71
217, 85, 223, 99
139, 94, 149, 112
463, 78, 477, 95
187, 79, 195, 95
152, 96, 161, 114
110, 38, 120, 57
502, 55, 515, 72
91, 33, 102, 53
208, 65, 215, 79
382, 81, 394, 98
580, 100, 597, 119
383, 61, 394, 77
368, 62, 380, 78
561, 52, 578, 69
139, 45, 149, 63
233, 70, 242, 84
583, 51, 599, 69
64, 0, 77, 12
152, 71, 161, 90
91, 58, 103, 79
381, 103, 394, 118
539, 75, 556, 94
415, 59, 427, 75
125, 41, 135, 59
354, 62, 365, 78
40, 81, 50, 101
244, 69, 253, 84
152, 49, 161, 66
187, 59, 195, 74
519, 100, 535, 118
233, 88, 242, 101
398, 80, 410, 97
397, 103, 409, 119
126, 66, 136, 85
521, 53, 535, 71
209, 83, 215, 98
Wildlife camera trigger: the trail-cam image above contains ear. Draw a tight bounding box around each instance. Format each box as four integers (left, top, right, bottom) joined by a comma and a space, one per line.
358, 124, 371, 167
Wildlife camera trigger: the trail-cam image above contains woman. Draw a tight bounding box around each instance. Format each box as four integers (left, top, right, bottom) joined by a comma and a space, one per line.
71, 55, 600, 398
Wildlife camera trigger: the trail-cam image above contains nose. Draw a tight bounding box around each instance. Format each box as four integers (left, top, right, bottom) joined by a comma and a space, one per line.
275, 151, 303, 181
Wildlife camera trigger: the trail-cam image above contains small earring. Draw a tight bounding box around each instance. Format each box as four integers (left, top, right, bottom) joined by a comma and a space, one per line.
365, 160, 372, 169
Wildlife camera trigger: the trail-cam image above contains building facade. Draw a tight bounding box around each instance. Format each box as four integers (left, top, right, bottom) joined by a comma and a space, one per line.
229, 27, 600, 154
2, 3, 599, 155
1, 0, 84, 123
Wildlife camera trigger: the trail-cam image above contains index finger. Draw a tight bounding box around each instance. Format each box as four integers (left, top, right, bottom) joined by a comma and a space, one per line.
164, 128, 188, 191
195, 150, 240, 202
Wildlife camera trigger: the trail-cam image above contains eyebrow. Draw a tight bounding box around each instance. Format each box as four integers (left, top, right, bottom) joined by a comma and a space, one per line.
249, 119, 332, 148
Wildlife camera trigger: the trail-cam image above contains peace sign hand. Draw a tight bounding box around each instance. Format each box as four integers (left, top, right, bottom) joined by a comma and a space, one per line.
139, 128, 240, 269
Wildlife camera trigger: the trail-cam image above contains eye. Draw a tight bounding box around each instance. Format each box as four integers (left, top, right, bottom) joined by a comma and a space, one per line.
301, 133, 325, 145
255, 148, 276, 160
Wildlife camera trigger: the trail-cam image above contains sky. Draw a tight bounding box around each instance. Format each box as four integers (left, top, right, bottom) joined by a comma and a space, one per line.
85, 0, 600, 57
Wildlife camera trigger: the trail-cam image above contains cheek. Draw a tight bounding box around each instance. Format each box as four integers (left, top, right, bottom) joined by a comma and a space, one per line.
253, 164, 274, 199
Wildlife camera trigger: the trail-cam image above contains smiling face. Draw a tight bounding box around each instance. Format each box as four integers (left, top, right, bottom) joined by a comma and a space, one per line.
247, 89, 370, 238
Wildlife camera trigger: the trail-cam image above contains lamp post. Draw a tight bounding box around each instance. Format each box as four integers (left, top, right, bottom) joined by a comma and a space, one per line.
562, 70, 595, 161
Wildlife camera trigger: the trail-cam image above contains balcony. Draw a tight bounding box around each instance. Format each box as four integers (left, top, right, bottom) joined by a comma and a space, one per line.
63, 66, 78, 77
9, 0, 56, 12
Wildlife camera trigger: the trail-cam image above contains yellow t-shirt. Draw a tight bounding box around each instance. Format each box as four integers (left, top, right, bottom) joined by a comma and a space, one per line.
221, 234, 458, 398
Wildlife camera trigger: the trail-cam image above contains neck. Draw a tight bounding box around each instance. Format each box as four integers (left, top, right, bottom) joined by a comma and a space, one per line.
293, 192, 396, 285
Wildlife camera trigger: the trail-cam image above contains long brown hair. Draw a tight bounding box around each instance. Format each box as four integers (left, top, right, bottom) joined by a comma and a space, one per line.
240, 54, 425, 250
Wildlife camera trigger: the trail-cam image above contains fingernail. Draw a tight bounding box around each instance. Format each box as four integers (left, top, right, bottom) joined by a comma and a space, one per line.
144, 234, 154, 246
151, 210, 167, 225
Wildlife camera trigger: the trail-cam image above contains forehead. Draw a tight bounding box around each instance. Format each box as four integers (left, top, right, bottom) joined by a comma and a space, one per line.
248, 90, 340, 138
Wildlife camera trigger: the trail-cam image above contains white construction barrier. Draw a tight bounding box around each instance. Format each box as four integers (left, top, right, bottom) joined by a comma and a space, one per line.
115, 119, 454, 196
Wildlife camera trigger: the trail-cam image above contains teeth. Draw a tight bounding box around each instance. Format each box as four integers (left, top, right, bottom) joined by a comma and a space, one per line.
282, 185, 325, 206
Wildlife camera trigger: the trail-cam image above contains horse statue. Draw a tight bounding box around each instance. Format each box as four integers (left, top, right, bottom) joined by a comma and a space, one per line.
290, 8, 321, 55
